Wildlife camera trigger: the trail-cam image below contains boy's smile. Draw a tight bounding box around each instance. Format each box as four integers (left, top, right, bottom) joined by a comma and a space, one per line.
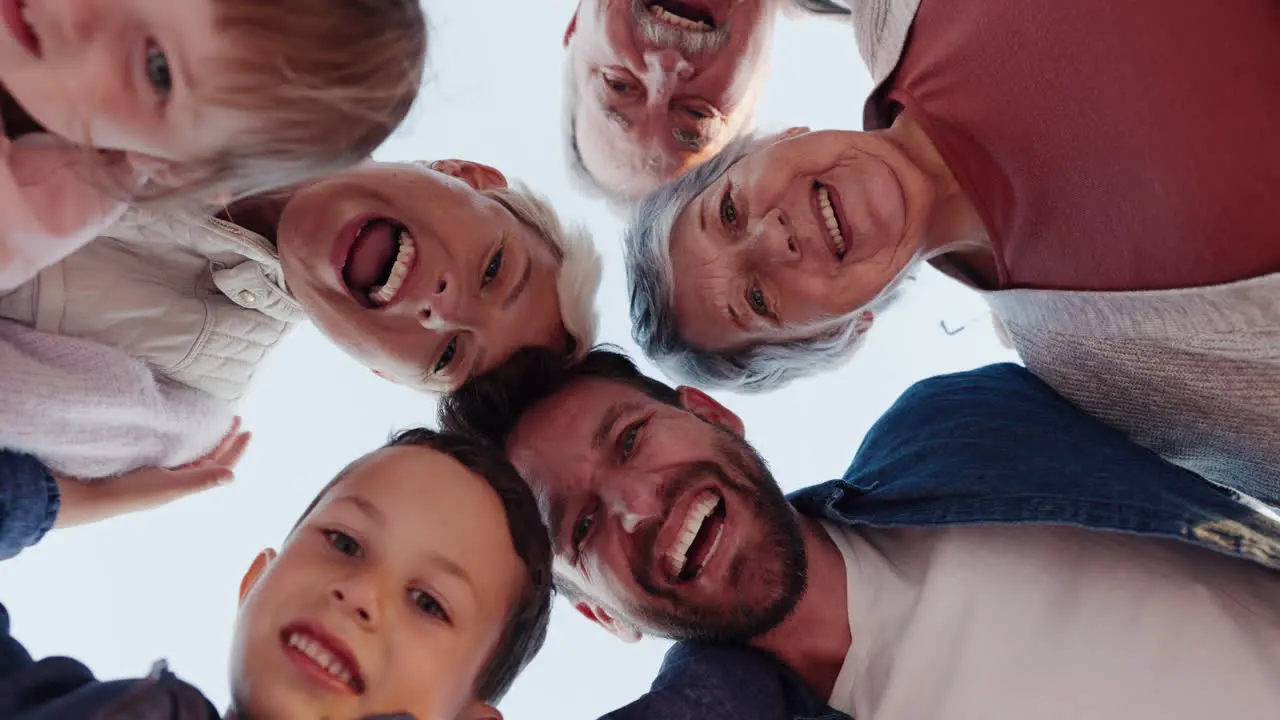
281, 621, 366, 695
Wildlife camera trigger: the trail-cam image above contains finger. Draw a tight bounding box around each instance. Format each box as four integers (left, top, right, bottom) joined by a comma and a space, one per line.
212, 416, 243, 453
107, 464, 234, 517
210, 431, 252, 470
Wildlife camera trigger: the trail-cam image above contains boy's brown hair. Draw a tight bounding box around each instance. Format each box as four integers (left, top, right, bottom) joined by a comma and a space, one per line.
139, 0, 428, 203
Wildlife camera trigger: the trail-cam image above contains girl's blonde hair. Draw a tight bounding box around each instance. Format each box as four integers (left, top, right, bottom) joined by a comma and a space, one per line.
138, 0, 427, 204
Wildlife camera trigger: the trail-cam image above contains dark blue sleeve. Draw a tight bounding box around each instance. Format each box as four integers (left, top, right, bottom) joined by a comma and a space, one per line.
0, 452, 60, 561
0, 603, 34, 682
600, 642, 848, 720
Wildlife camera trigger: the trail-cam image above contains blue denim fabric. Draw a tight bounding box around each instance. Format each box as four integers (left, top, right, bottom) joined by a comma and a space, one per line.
0, 452, 60, 561
601, 364, 1280, 720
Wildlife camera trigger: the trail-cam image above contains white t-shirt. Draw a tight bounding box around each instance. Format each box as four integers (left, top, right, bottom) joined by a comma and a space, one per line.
820, 521, 1280, 719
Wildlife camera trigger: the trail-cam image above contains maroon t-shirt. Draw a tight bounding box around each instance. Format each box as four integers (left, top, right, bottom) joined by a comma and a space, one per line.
882, 0, 1280, 291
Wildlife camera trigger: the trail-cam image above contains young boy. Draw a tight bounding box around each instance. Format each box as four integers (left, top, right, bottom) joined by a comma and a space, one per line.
0, 428, 553, 719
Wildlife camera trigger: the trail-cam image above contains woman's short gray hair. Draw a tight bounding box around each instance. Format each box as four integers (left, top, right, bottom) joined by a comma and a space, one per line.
485, 182, 603, 359
625, 133, 899, 393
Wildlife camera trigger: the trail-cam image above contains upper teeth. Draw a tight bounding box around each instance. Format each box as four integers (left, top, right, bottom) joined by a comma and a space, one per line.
648, 4, 712, 31
369, 232, 415, 306
667, 493, 721, 577
287, 631, 356, 689
817, 186, 847, 259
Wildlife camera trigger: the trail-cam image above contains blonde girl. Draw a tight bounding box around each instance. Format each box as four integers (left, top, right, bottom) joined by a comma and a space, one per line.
0, 0, 427, 289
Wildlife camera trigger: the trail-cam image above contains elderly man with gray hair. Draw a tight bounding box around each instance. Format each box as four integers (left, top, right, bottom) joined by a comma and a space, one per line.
624, 0, 1280, 507
561, 0, 900, 210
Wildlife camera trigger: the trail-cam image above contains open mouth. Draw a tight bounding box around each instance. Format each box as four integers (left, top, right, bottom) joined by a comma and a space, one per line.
647, 1, 716, 31
341, 218, 416, 308
814, 182, 849, 262
663, 489, 727, 584
280, 624, 365, 695
2, 0, 41, 57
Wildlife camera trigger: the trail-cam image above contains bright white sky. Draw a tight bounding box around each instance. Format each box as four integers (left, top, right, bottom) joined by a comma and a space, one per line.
0, 2, 1015, 718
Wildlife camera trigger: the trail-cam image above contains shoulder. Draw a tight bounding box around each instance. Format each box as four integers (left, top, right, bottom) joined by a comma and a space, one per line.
846, 363, 1067, 464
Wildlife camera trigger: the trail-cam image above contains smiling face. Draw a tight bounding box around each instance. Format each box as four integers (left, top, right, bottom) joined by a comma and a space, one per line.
567, 0, 774, 201
230, 445, 526, 720
506, 377, 805, 643
667, 129, 934, 352
0, 0, 247, 165
277, 162, 569, 392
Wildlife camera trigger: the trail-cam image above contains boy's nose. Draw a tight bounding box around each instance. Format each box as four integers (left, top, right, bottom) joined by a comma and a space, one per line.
331, 585, 379, 626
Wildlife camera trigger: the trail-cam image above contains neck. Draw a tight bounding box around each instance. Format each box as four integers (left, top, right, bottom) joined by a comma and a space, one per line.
749, 514, 852, 702
218, 192, 292, 247
879, 109, 990, 261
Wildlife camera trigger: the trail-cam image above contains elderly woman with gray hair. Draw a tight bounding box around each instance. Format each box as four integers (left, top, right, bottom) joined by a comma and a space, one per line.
624, 0, 1280, 509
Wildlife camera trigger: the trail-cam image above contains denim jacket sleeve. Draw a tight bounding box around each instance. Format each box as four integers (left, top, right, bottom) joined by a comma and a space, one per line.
0, 452, 60, 561
600, 642, 850, 720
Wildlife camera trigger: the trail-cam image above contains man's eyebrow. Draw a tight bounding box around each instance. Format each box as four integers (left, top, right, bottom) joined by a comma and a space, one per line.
591, 401, 643, 451
546, 494, 568, 556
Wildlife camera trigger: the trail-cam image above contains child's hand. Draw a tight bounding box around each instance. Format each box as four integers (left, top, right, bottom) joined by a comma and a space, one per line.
52, 418, 252, 530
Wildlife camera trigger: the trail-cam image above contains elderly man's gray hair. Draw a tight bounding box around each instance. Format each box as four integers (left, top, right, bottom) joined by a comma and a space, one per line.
625, 132, 909, 393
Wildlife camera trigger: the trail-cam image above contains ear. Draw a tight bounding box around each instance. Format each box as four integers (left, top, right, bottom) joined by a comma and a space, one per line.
677, 386, 746, 437
574, 602, 642, 644
564, 2, 581, 47
238, 549, 276, 604
428, 159, 509, 192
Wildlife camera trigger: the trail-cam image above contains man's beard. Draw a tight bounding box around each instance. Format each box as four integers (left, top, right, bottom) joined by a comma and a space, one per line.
624, 428, 807, 643
630, 0, 731, 55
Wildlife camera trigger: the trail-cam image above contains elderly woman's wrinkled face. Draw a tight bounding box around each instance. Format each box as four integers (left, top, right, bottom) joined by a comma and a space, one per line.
277, 161, 567, 391
666, 130, 931, 352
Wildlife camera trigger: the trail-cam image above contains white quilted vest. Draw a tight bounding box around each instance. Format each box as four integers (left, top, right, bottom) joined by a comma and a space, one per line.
0, 208, 304, 402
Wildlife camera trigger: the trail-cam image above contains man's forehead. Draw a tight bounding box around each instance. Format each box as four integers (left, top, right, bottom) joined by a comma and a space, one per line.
510, 377, 657, 447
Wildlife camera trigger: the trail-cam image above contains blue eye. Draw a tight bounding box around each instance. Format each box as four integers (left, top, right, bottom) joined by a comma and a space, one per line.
144, 39, 172, 96
323, 530, 363, 558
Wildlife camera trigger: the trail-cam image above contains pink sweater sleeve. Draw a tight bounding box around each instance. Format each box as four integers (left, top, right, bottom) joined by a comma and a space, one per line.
0, 134, 130, 292
0, 320, 234, 480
